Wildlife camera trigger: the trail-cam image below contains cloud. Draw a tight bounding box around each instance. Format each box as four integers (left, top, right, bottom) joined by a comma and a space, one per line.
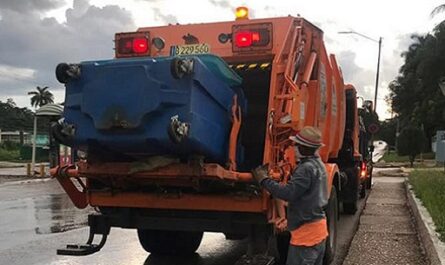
0, 0, 66, 13
336, 35, 415, 118
0, 65, 35, 80
0, 0, 135, 105
336, 50, 376, 100
209, 0, 231, 9
152, 7, 178, 24
208, 0, 257, 18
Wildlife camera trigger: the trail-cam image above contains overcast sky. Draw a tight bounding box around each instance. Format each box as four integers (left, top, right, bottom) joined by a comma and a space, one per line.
0, 0, 444, 120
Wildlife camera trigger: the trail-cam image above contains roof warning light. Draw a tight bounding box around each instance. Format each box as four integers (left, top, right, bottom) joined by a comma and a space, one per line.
235, 7, 249, 20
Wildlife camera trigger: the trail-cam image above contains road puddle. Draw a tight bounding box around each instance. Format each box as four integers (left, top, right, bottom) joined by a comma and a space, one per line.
32, 194, 93, 234
0, 192, 93, 251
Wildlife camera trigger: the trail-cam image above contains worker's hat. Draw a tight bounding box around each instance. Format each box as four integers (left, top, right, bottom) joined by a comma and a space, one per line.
289, 126, 323, 148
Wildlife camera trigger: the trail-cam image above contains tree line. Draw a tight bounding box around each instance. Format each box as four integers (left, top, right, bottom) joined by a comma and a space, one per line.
0, 86, 54, 134
378, 5, 445, 164
388, 23, 445, 142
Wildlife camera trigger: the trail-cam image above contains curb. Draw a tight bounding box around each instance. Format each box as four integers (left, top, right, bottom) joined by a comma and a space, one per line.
405, 179, 445, 265
332, 185, 371, 265
0, 177, 53, 187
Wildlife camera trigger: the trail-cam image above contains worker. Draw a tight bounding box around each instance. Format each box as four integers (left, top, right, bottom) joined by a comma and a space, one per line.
252, 126, 328, 265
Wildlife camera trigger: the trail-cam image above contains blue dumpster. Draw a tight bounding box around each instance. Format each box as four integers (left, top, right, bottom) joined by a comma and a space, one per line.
62, 55, 245, 164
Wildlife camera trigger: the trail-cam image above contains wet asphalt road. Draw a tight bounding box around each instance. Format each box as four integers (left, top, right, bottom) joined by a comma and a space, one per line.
0, 177, 367, 265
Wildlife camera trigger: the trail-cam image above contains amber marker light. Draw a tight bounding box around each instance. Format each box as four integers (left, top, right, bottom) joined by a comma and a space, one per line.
235, 6, 249, 20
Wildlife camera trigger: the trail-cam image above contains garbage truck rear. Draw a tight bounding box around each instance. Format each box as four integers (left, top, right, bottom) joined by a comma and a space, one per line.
51, 9, 371, 264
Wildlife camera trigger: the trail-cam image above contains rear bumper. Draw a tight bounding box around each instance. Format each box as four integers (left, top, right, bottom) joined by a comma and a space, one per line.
89, 191, 266, 213
93, 208, 268, 233
51, 163, 268, 214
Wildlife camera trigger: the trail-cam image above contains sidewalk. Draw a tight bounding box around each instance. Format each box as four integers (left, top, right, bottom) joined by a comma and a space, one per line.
343, 175, 428, 265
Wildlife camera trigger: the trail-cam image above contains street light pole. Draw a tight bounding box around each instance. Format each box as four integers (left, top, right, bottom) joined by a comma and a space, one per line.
339, 31, 382, 112
374, 37, 382, 111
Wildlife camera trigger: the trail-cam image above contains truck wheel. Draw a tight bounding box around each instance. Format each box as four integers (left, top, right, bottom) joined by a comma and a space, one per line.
137, 229, 203, 255
365, 169, 373, 190
360, 183, 366, 199
343, 201, 357, 214
343, 168, 358, 215
324, 186, 338, 265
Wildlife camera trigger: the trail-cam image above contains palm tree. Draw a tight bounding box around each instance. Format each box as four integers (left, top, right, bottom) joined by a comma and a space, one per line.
431, 4, 445, 18
28, 86, 54, 108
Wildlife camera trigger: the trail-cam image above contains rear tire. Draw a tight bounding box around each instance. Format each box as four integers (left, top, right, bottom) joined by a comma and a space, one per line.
360, 183, 366, 199
324, 186, 338, 265
343, 167, 359, 214
365, 168, 373, 189
137, 229, 203, 255
343, 201, 358, 214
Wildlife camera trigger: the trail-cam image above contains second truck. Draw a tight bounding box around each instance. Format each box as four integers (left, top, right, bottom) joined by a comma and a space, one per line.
51, 7, 372, 265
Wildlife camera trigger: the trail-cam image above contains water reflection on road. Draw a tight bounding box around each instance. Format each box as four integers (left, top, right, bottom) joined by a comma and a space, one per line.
41, 232, 246, 265
33, 194, 92, 234
0, 177, 364, 265
0, 180, 92, 251
0, 179, 246, 265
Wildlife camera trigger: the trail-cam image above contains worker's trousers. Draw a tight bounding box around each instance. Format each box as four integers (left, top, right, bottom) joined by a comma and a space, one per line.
286, 240, 325, 265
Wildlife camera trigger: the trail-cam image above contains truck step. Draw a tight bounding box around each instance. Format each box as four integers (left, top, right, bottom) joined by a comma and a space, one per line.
57, 214, 110, 256
57, 242, 104, 256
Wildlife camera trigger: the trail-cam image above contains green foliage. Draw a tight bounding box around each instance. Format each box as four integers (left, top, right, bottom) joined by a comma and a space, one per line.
431, 4, 445, 22
422, 152, 436, 160
0, 148, 20, 161
0, 98, 50, 133
388, 25, 445, 144
382, 152, 409, 162
409, 170, 445, 241
376, 118, 397, 147
397, 126, 425, 166
28, 86, 54, 108
382, 152, 435, 163
0, 141, 21, 151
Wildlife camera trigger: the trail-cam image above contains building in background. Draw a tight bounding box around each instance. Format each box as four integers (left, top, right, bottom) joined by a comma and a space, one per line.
0, 130, 31, 145
0, 130, 49, 146
432, 131, 445, 163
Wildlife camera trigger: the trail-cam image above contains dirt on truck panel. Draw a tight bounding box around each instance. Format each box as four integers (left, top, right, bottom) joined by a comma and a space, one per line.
51, 8, 373, 264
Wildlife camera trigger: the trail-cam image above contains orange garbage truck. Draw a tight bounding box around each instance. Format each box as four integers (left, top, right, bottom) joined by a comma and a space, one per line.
51, 8, 371, 264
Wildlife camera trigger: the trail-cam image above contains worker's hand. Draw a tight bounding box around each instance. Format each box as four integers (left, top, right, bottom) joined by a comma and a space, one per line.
251, 164, 269, 184
275, 217, 288, 232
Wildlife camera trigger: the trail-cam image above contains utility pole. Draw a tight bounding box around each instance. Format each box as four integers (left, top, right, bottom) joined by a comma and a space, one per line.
339, 31, 382, 112
374, 37, 382, 112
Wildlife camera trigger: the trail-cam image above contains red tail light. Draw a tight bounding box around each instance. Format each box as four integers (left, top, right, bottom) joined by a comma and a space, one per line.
115, 32, 150, 58
232, 23, 273, 52
360, 162, 367, 178
235, 32, 253, 47
132, 38, 149, 53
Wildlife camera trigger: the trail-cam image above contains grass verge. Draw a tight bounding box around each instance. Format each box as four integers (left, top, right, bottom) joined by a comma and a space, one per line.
0, 148, 20, 161
409, 170, 445, 241
382, 152, 435, 163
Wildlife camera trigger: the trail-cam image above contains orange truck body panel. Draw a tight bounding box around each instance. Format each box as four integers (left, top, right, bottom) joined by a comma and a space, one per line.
53, 15, 364, 220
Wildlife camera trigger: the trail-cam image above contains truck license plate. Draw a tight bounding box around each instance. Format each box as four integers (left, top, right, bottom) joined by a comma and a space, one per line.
170, 43, 210, 56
